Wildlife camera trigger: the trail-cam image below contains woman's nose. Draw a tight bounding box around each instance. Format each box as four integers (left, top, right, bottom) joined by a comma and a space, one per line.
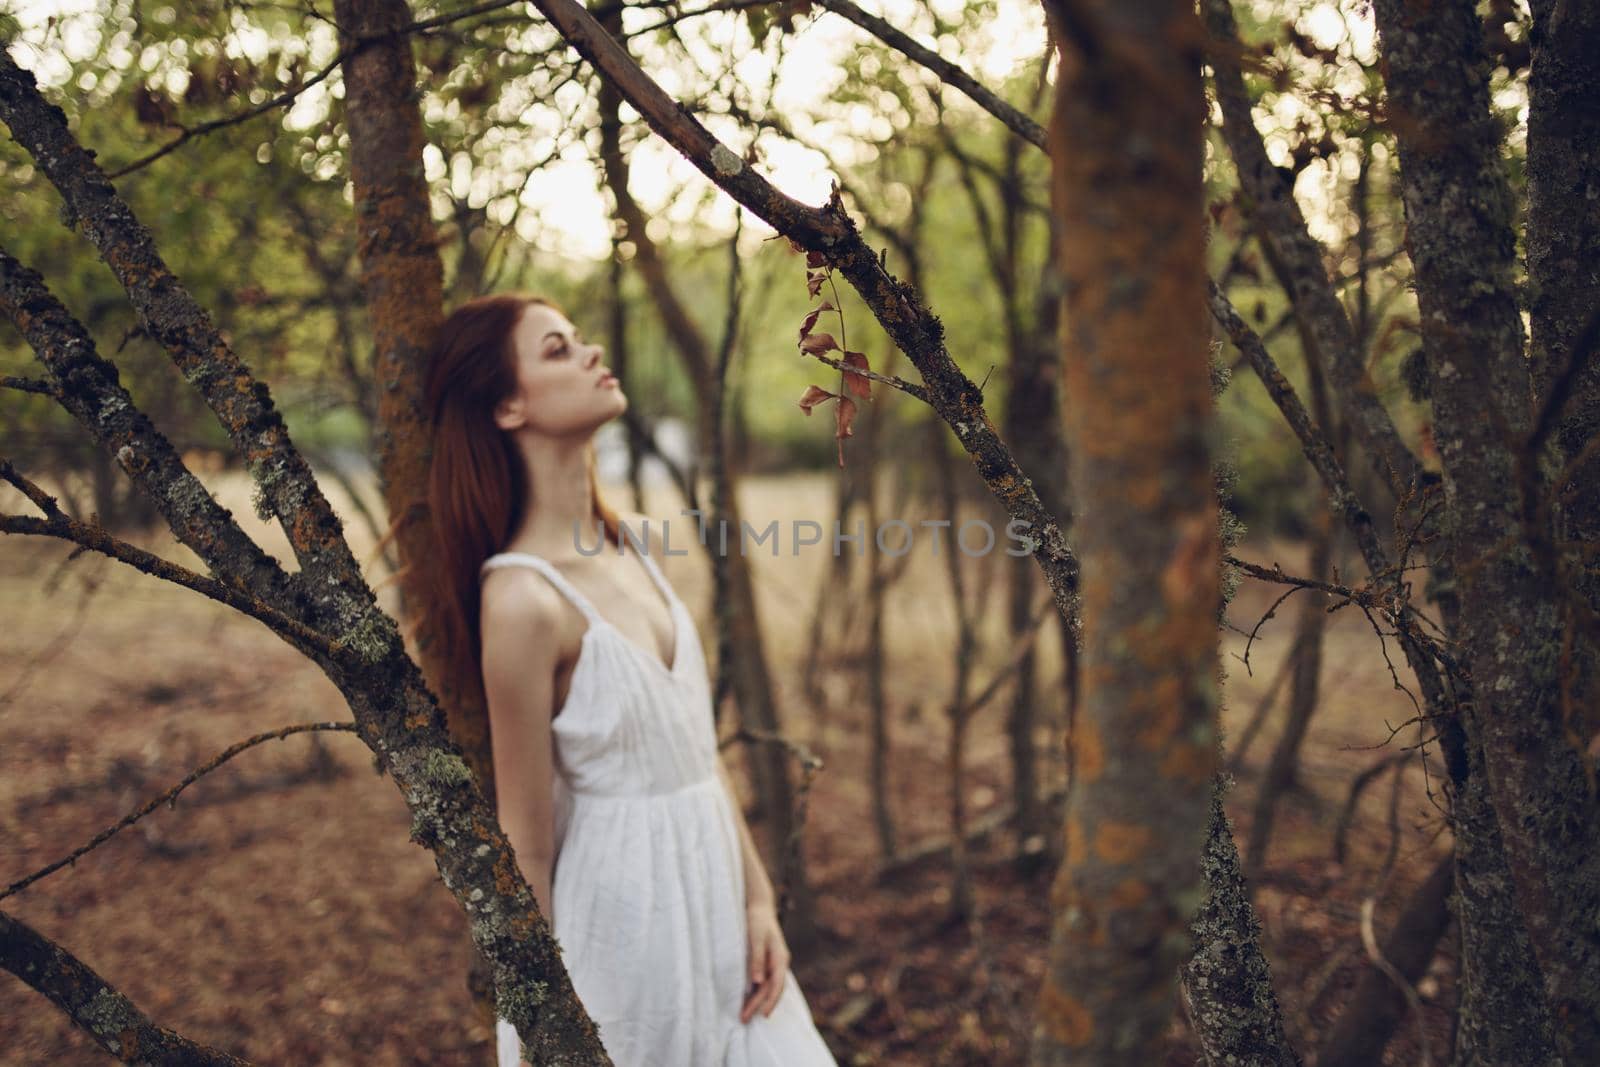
585, 345, 604, 368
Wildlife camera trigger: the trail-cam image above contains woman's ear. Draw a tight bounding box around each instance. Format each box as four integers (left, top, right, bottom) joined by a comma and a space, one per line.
493, 395, 524, 432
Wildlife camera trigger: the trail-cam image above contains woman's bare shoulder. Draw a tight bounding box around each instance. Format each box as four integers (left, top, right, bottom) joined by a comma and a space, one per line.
479, 567, 574, 652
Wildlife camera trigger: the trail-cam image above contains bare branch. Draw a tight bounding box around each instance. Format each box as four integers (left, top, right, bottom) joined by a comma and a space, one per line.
0, 908, 252, 1065
0, 246, 300, 612
0, 503, 342, 664
1, 373, 57, 398
520, 0, 1083, 640
803, 348, 929, 403
0, 52, 366, 620
1202, 0, 1426, 501
815, 0, 1047, 150
2, 721, 356, 901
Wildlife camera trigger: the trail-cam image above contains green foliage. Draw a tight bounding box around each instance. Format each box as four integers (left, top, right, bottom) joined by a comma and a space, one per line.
1, 0, 1480, 541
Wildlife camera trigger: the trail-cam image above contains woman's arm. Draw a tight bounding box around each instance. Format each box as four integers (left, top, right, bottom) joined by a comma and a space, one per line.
481, 570, 566, 921
482, 572, 567, 1066
716, 752, 776, 909
718, 750, 793, 1021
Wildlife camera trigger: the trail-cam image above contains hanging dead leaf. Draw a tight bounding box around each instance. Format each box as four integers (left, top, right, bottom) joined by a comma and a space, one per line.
841, 351, 872, 399
800, 332, 839, 356
806, 271, 825, 298
798, 385, 836, 415
800, 303, 825, 342
835, 394, 858, 439
805, 249, 827, 269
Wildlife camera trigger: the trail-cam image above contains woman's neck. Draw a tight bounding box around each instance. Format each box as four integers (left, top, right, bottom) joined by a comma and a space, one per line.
507, 433, 601, 559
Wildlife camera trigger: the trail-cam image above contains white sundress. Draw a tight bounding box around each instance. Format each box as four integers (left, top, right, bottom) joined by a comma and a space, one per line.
481, 542, 838, 1067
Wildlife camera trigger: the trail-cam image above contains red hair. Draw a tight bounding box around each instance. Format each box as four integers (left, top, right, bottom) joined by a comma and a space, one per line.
417, 291, 622, 715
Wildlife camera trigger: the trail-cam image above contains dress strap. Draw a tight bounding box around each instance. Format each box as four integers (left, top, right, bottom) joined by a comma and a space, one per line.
479, 552, 602, 626
621, 532, 677, 607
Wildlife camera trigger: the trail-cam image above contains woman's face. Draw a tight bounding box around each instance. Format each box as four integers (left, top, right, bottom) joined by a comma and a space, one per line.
493, 302, 626, 437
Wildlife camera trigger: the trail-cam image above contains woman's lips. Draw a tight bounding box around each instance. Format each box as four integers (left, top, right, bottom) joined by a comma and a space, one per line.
596, 371, 618, 388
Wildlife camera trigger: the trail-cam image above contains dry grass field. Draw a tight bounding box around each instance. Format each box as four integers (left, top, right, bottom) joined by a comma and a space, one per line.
1, 469, 1451, 1064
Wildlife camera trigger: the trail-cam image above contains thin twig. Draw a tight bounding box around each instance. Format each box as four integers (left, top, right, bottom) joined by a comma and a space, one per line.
0, 463, 339, 662
2, 721, 357, 901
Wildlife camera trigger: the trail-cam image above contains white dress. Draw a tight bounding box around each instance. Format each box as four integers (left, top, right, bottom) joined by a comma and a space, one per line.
481, 543, 838, 1067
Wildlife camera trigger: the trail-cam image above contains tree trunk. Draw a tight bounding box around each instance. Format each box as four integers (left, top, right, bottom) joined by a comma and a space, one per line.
1004, 220, 1069, 862
1315, 853, 1454, 1067
1180, 777, 1301, 1066
1525, 0, 1600, 748
1373, 1, 1600, 1056
1033, 2, 1220, 1060
1244, 506, 1332, 874
863, 362, 898, 864
328, 0, 509, 1037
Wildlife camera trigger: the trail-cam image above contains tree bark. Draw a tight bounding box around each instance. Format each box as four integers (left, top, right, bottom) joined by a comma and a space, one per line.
1373, 1, 1600, 1057
1180, 779, 1301, 1066
1525, 0, 1600, 747
1032, 2, 1220, 1060
0, 909, 250, 1066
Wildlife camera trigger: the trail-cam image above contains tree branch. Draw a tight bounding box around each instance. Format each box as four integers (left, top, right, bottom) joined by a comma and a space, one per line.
521, 0, 1083, 639
0, 51, 366, 624
0, 908, 252, 1065
106, 0, 529, 178
1, 56, 608, 1062
0, 247, 301, 614
2, 721, 357, 902
814, 0, 1047, 150
0, 461, 341, 662
1201, 0, 1426, 502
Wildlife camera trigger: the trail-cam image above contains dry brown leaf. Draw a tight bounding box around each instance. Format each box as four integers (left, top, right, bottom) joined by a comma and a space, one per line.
798, 384, 836, 414
835, 394, 858, 438
798, 301, 835, 342
800, 332, 840, 356
842, 350, 872, 399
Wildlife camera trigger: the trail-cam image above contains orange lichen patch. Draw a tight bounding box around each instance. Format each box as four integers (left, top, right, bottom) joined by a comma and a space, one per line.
1048, 869, 1080, 914
1159, 739, 1214, 786
1075, 717, 1106, 782
1037, 980, 1095, 1047
1123, 475, 1164, 511
1065, 814, 1088, 866
1076, 559, 1116, 621
1162, 512, 1220, 604
1093, 821, 1153, 866
1132, 688, 1185, 751
1107, 877, 1150, 910
493, 855, 522, 899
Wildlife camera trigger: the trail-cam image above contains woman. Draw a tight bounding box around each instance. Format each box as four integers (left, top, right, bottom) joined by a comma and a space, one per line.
419, 292, 838, 1066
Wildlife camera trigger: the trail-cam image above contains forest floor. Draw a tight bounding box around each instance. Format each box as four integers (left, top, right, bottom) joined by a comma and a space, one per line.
1, 470, 1452, 1065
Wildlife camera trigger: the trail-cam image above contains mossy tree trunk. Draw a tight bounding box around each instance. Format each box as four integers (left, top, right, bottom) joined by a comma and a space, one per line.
1031, 2, 1221, 1060
1372, 0, 1600, 1058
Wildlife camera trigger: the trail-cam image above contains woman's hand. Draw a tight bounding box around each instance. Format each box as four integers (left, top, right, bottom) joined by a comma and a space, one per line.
740, 902, 790, 1023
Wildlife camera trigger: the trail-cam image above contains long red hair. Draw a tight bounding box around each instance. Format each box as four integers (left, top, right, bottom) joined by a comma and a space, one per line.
418, 291, 622, 713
